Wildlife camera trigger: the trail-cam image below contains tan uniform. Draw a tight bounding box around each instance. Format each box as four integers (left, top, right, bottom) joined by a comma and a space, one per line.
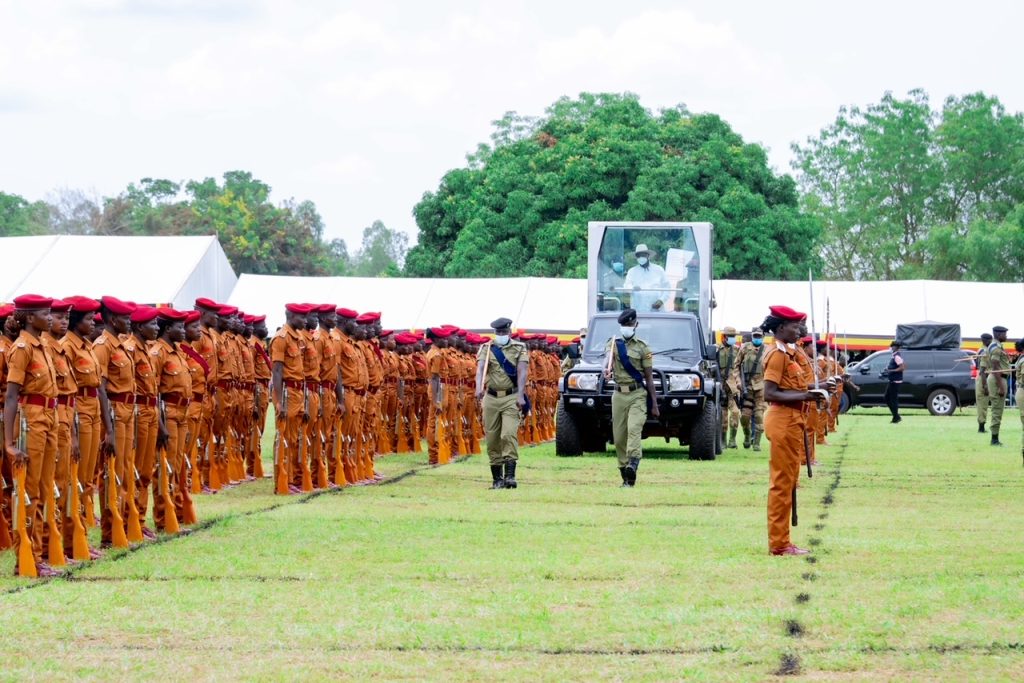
270, 324, 306, 494
479, 341, 529, 466
63, 331, 102, 527
151, 338, 192, 530
92, 329, 136, 546
45, 332, 78, 557
337, 331, 368, 482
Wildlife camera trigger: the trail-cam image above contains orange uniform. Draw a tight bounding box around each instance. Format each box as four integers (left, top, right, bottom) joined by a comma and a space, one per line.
92, 328, 136, 546
193, 325, 219, 490
151, 338, 192, 530
45, 331, 77, 558
63, 331, 102, 527
270, 324, 306, 494
337, 330, 368, 482
130, 336, 159, 526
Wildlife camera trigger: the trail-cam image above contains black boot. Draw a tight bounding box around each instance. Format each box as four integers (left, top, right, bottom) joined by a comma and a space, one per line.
489, 465, 505, 489
625, 457, 640, 486
619, 467, 630, 487
991, 433, 1003, 447
504, 460, 517, 489
978, 422, 986, 433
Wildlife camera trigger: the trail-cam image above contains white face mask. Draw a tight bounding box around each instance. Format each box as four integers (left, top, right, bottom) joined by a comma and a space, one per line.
619, 326, 636, 339
636, 256, 649, 266
494, 335, 510, 346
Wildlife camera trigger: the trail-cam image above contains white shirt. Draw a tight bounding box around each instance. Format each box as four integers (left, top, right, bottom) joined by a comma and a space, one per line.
623, 262, 670, 311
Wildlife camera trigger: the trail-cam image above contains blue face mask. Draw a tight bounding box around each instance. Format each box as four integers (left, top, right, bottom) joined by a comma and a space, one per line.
494, 335, 510, 346
619, 326, 636, 340
726, 337, 736, 346
637, 256, 649, 267
752, 338, 763, 347
612, 262, 624, 275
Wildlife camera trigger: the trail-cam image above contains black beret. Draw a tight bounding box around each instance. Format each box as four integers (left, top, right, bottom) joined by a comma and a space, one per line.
617, 308, 637, 325
993, 326, 1008, 333
981, 333, 993, 341
490, 317, 513, 330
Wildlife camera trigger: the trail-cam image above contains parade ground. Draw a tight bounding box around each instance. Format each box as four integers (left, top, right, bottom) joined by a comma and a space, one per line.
0, 409, 1021, 681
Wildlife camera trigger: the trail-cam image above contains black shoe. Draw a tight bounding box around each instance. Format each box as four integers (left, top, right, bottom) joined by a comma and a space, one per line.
991, 434, 1003, 447
619, 467, 630, 487
489, 465, 505, 489
891, 416, 902, 423
625, 457, 640, 486
978, 423, 986, 433
504, 461, 517, 489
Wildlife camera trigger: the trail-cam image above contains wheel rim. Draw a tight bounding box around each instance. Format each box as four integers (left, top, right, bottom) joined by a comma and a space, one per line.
932, 394, 952, 414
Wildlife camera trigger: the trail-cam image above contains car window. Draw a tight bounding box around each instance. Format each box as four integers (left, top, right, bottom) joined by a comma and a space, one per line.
585, 316, 698, 357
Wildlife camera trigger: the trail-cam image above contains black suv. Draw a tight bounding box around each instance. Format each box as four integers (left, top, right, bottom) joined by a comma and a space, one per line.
843, 348, 976, 415
557, 312, 722, 459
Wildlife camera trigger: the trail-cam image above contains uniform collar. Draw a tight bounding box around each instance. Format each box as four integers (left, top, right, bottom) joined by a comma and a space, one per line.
17, 330, 42, 348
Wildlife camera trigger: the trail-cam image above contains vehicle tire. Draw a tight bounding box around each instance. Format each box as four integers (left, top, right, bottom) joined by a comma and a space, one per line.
926, 388, 956, 416
839, 390, 851, 414
714, 403, 724, 455
555, 400, 583, 456
688, 398, 717, 461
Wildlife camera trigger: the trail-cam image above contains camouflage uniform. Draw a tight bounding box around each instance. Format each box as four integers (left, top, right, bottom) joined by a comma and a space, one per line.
736, 330, 767, 451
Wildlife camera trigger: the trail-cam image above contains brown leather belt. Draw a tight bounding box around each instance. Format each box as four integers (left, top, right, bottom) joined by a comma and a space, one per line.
57, 395, 76, 408
107, 392, 135, 404
161, 393, 189, 407
20, 394, 57, 409
192, 392, 204, 403
321, 380, 337, 391
136, 395, 158, 407
283, 380, 304, 390
77, 387, 99, 398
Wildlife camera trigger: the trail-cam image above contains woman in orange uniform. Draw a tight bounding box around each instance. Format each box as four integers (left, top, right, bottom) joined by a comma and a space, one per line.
760, 305, 829, 557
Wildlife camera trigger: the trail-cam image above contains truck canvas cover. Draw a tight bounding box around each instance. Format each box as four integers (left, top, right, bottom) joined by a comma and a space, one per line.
895, 321, 961, 350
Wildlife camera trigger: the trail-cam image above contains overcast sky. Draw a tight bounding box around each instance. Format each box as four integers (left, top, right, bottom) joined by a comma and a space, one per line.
2, 0, 1023, 251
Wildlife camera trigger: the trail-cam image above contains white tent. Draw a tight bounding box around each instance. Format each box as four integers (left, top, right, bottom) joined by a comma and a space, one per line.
230, 274, 1023, 345
228, 274, 590, 333
1, 235, 237, 308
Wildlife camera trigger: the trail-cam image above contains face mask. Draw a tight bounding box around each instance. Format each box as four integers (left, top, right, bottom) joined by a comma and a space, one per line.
726, 337, 736, 346
619, 326, 636, 339
612, 262, 624, 274
494, 335, 510, 346
637, 257, 649, 267
752, 338, 763, 347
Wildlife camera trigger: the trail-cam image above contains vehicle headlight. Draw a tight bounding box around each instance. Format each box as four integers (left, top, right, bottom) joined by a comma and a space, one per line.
567, 373, 600, 391
667, 374, 701, 392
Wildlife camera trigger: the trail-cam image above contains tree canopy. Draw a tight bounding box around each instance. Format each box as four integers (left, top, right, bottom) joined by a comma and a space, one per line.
792, 90, 1024, 281
405, 92, 820, 279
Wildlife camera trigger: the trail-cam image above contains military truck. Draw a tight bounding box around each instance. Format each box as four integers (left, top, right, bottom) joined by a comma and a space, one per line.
557, 222, 724, 459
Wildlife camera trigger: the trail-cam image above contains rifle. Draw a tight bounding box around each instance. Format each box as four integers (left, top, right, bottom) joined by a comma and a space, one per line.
301, 388, 313, 491
275, 386, 290, 494
158, 400, 180, 534
180, 428, 197, 525
0, 417, 10, 551
124, 407, 144, 543
317, 427, 329, 489
46, 480, 66, 567
106, 440, 129, 548
69, 458, 90, 561
14, 460, 37, 577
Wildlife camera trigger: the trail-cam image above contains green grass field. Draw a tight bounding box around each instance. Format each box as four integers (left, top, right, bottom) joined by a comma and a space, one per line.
0, 407, 1022, 681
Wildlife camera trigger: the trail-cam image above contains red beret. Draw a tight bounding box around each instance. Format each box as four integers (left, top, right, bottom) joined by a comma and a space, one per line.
365, 312, 381, 322
769, 305, 807, 322
101, 296, 136, 316
395, 333, 417, 344
355, 313, 376, 324
251, 314, 266, 323
798, 335, 813, 345
560, 340, 571, 347
185, 311, 201, 324
317, 304, 335, 313
93, 312, 103, 324
130, 306, 160, 324
336, 308, 358, 319
424, 338, 433, 345
285, 303, 311, 314
194, 297, 221, 312
158, 307, 188, 321
572, 336, 581, 343
242, 314, 255, 324
50, 299, 72, 313
429, 327, 452, 338
218, 305, 238, 317
0, 304, 15, 318
815, 338, 828, 347
379, 329, 394, 337
547, 336, 558, 344
14, 294, 53, 311
64, 296, 101, 313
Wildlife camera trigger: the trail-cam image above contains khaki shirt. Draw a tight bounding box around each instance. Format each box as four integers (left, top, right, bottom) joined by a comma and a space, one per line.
195, 327, 219, 385
44, 332, 78, 397
337, 333, 368, 390
93, 329, 136, 395
63, 331, 101, 390
988, 342, 1010, 373
151, 338, 192, 399
605, 336, 652, 387
270, 324, 306, 383
6, 330, 57, 398
479, 341, 528, 392
131, 337, 159, 398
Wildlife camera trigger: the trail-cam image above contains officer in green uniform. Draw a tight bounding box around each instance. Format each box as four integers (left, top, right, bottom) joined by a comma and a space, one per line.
604, 308, 659, 487
986, 326, 1010, 446
718, 326, 741, 448
737, 327, 767, 451
1014, 339, 1024, 464
475, 317, 529, 489
975, 332, 992, 433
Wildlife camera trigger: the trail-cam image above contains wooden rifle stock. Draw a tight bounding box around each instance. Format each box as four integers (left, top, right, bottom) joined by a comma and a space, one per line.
69, 463, 90, 561
107, 455, 129, 548
124, 410, 144, 543
46, 482, 66, 567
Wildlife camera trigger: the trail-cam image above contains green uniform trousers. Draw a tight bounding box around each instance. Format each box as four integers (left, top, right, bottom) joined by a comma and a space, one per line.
1016, 387, 1024, 452
741, 388, 766, 441
611, 387, 647, 466
482, 392, 521, 466
975, 373, 989, 424
987, 375, 1006, 433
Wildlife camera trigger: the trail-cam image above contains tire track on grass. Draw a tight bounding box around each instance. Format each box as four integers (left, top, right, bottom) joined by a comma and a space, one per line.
774, 420, 853, 677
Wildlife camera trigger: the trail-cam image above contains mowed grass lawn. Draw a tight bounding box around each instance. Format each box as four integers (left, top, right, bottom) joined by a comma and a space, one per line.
0, 407, 1022, 681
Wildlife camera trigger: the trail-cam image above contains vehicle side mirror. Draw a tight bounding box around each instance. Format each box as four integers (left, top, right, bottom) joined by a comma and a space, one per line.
566, 343, 580, 360
705, 343, 719, 362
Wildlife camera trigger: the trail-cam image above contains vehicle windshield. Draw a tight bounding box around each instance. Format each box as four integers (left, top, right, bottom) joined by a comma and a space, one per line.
584, 316, 699, 359
594, 226, 701, 314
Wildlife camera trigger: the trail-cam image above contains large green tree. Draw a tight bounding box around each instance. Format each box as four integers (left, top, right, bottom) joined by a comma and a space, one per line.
793, 90, 1024, 280
406, 92, 820, 279
351, 220, 408, 277
0, 192, 49, 236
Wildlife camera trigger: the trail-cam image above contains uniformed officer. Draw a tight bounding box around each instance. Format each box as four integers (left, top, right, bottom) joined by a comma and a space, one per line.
475, 317, 529, 489
986, 326, 1010, 447
604, 308, 659, 487
1014, 339, 1024, 463
975, 333, 992, 433
271, 304, 310, 495
718, 326, 741, 448
737, 327, 767, 451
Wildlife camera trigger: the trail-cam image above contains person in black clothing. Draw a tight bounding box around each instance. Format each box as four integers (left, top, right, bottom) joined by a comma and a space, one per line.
883, 340, 906, 423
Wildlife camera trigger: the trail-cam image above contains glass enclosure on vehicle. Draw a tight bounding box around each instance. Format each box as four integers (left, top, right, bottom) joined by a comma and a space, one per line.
587, 222, 714, 339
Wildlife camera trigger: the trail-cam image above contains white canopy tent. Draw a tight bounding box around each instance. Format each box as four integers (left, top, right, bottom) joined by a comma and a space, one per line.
1, 235, 237, 309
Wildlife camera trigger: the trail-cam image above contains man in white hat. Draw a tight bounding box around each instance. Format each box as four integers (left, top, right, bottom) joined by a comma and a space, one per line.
623, 244, 670, 312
